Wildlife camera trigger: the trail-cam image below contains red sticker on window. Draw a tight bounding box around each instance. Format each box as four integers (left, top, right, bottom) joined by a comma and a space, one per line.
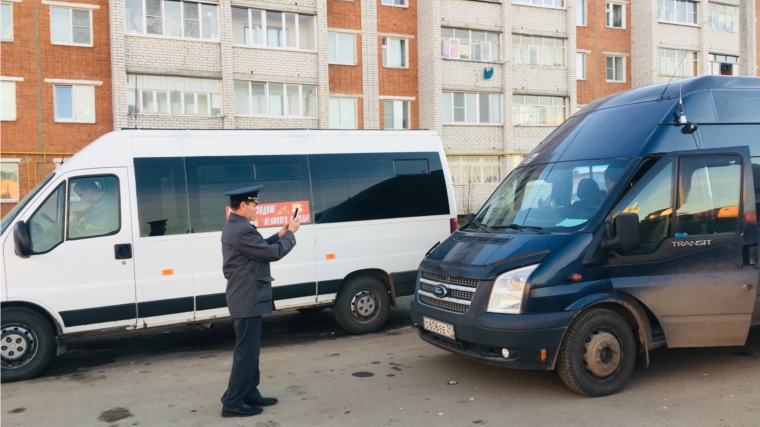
226, 201, 311, 228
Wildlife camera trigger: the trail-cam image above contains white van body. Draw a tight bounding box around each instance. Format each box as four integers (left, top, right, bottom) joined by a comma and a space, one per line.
0, 129, 456, 380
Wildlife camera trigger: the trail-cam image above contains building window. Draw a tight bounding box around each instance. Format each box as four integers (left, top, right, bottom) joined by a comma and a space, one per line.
512, 0, 563, 8
708, 3, 738, 32
442, 92, 501, 125
606, 56, 625, 82
577, 0, 586, 26
328, 32, 355, 65
383, 100, 409, 130
448, 157, 501, 185
512, 35, 565, 67
441, 28, 500, 63
382, 37, 407, 68
51, 7, 92, 46
657, 0, 697, 25
513, 95, 566, 125
709, 54, 739, 75
1, 2, 13, 42
0, 80, 16, 121
0, 159, 20, 202
231, 7, 315, 50
125, 0, 219, 41
128, 74, 222, 116
380, 0, 408, 6
54, 84, 95, 123
329, 98, 357, 129
234, 80, 316, 117
658, 49, 697, 77
576, 53, 586, 79
605, 3, 624, 28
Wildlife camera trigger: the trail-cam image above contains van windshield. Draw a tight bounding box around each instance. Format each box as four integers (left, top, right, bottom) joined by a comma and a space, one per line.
473, 160, 630, 232
0, 172, 56, 235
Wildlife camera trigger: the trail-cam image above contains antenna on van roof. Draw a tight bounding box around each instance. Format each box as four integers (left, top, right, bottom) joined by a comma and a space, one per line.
658, 54, 699, 134
658, 51, 690, 101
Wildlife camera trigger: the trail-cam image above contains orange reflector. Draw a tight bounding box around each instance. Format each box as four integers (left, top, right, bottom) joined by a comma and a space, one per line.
566, 273, 583, 283
540, 349, 547, 362
162, 269, 174, 276
326, 254, 336, 260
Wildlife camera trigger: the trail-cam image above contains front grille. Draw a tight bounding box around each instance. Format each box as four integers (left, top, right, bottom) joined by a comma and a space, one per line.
422, 272, 478, 287
420, 295, 469, 312
421, 282, 474, 300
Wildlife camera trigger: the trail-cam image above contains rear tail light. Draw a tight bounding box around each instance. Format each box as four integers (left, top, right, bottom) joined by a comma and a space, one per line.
450, 218, 458, 234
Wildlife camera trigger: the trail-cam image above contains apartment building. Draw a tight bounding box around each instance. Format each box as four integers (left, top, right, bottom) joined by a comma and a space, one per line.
418, 0, 577, 214
0, 0, 113, 216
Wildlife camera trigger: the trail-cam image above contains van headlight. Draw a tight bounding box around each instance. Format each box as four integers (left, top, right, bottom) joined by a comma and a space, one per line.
487, 264, 539, 314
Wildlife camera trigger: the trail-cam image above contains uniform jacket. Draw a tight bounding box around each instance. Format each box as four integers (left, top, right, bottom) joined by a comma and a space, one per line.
221, 212, 296, 318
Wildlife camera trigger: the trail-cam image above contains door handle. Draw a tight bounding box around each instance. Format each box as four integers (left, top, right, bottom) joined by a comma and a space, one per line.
114, 244, 132, 260
743, 245, 757, 266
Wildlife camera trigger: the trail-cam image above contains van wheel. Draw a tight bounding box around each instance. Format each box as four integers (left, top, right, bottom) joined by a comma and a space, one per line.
557, 308, 637, 397
333, 276, 390, 334
296, 306, 327, 314
1, 307, 56, 383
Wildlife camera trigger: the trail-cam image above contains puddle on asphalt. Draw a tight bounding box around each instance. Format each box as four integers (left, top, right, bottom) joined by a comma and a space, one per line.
351, 372, 374, 378
8, 408, 26, 414
98, 407, 134, 423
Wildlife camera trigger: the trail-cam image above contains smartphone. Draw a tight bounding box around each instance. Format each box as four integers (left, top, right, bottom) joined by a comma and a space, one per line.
293, 208, 300, 219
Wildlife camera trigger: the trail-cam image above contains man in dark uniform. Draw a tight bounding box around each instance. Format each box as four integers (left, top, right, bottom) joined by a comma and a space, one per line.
220, 185, 300, 418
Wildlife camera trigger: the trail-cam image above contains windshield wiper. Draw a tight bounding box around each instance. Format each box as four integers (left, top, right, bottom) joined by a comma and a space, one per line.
493, 223, 548, 234
468, 221, 493, 233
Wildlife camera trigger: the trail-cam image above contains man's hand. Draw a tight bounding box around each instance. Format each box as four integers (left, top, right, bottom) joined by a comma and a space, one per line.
288, 218, 301, 233
277, 222, 290, 238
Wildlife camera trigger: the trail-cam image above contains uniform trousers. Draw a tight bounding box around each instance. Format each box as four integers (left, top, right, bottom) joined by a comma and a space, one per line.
220, 316, 264, 408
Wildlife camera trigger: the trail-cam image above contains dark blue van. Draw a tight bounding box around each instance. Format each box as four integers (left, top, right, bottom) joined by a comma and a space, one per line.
410, 76, 760, 397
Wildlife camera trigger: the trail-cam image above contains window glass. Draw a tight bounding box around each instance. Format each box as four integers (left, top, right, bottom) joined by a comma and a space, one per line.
125, 0, 143, 33
251, 83, 266, 114
250, 10, 263, 44
384, 100, 409, 129
302, 85, 317, 117
577, 0, 586, 25
145, 0, 162, 35
68, 176, 120, 239
286, 85, 300, 116
165, 0, 182, 37
512, 95, 565, 125
255, 163, 300, 180
1, 3, 13, 41
267, 11, 282, 47
512, 35, 564, 66
310, 153, 449, 224
29, 183, 66, 253
0, 161, 20, 201
183, 2, 199, 38
1, 80, 16, 121
201, 3, 218, 40
234, 80, 250, 115
268, 83, 283, 116
231, 6, 248, 44
299, 14, 315, 50
577, 53, 586, 79
134, 157, 190, 237
610, 159, 673, 254
74, 85, 95, 123
330, 98, 356, 129
72, 10, 90, 44
675, 156, 741, 236
657, 0, 697, 24
284, 13, 296, 48
51, 7, 72, 43
54, 86, 73, 120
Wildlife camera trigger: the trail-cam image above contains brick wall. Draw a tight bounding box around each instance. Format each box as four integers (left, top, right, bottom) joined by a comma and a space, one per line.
328, 0, 361, 29
1, 0, 113, 216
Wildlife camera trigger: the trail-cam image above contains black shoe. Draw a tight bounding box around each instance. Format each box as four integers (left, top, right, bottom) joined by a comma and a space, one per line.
245, 396, 278, 407
221, 404, 263, 418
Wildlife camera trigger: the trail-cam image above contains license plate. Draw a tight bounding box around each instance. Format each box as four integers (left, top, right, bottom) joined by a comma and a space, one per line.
423, 316, 456, 340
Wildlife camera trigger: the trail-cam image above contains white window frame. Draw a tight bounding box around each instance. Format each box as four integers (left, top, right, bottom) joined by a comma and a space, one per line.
125, 0, 220, 42
605, 56, 625, 82
235, 81, 317, 118
657, 0, 698, 26
709, 53, 739, 75
708, 2, 738, 32
447, 156, 501, 185
512, 95, 567, 126
1, 1, 15, 42
442, 92, 502, 125
0, 158, 21, 203
605, 2, 625, 29
658, 48, 698, 77
231, 7, 316, 52
380, 0, 408, 8
441, 27, 500, 63
512, 34, 566, 67
49, 6, 93, 47
327, 31, 356, 65
127, 74, 223, 117
382, 37, 408, 69
512, 0, 564, 9
383, 99, 411, 130
52, 83, 96, 123
576, 52, 586, 80
0, 77, 20, 121
329, 97, 357, 129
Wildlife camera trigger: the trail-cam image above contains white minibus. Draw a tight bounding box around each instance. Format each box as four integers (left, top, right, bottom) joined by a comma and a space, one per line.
1, 129, 457, 381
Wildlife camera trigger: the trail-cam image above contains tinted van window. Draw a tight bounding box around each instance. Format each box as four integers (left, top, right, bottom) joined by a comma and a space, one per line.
134, 157, 191, 237
185, 155, 310, 233
310, 152, 449, 224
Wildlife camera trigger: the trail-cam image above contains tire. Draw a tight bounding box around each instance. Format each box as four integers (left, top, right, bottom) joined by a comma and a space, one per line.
296, 306, 327, 314
1, 306, 56, 383
333, 276, 390, 334
557, 308, 637, 397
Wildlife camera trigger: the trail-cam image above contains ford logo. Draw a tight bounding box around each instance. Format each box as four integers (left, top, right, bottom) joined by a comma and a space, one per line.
432, 285, 449, 298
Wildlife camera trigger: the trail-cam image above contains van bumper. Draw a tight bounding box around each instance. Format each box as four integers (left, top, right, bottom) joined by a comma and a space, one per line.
411, 298, 577, 370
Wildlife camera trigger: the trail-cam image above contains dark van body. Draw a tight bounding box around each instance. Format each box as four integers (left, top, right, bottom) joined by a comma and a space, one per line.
410, 76, 760, 397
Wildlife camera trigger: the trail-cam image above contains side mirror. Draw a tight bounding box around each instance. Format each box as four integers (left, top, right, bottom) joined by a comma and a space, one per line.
465, 213, 476, 224
604, 212, 640, 254
14, 221, 31, 258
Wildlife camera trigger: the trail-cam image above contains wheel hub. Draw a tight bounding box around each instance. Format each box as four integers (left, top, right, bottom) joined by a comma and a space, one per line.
1, 327, 35, 363
582, 330, 621, 378
350, 290, 378, 320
